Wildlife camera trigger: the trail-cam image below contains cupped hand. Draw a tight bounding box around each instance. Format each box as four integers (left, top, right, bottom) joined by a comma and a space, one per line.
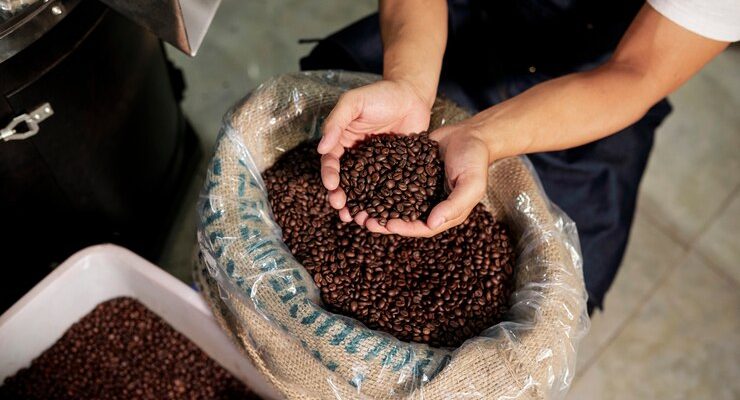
381, 122, 490, 237
318, 79, 432, 229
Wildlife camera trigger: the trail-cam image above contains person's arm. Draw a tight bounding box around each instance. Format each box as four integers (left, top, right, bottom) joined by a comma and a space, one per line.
318, 0, 448, 232
467, 4, 728, 159
389, 4, 730, 237
379, 0, 447, 109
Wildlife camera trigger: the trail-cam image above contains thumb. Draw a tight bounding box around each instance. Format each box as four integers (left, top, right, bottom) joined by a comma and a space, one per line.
427, 172, 487, 229
319, 91, 364, 154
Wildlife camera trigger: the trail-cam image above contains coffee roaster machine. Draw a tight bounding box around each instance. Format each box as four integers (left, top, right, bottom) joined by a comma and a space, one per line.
0, 0, 220, 310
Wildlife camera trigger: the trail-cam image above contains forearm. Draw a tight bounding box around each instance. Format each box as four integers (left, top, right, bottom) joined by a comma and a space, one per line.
467, 4, 728, 161
380, 0, 447, 107
468, 64, 660, 159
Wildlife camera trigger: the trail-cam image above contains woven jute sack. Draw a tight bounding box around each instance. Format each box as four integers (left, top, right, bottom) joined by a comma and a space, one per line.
195, 71, 589, 400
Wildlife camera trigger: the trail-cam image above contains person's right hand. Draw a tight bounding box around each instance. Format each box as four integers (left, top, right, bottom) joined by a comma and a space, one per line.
318, 79, 433, 231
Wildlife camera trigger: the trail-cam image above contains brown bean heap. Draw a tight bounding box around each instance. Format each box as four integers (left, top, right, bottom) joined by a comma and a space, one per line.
265, 141, 515, 348
340, 133, 444, 225
0, 297, 257, 400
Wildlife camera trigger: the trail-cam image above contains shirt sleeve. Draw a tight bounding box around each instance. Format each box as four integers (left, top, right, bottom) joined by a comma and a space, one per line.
648, 0, 740, 42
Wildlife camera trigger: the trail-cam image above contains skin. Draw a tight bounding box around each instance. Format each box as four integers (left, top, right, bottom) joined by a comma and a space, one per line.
319, 1, 729, 238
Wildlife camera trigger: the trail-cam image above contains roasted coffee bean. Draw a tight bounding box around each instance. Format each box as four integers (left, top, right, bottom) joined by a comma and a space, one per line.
339, 133, 444, 225
263, 141, 515, 348
0, 298, 256, 400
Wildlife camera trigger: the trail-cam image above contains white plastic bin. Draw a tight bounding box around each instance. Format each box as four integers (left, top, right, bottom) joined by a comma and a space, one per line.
0, 244, 281, 399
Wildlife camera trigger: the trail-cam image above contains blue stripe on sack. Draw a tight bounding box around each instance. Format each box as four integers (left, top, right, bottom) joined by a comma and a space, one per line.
315, 317, 337, 337
280, 291, 296, 303
240, 227, 258, 240
364, 338, 389, 361
205, 180, 218, 192
235, 277, 245, 288
326, 361, 338, 371
312, 350, 322, 361
249, 176, 260, 188
247, 239, 271, 254
268, 277, 283, 292
381, 346, 399, 367
241, 213, 262, 222
393, 348, 413, 372
330, 323, 354, 346
212, 158, 221, 175
215, 245, 224, 258
429, 354, 452, 379
280, 286, 306, 303
413, 358, 431, 379
238, 173, 246, 197
301, 311, 321, 325
259, 263, 276, 273
225, 260, 235, 277
300, 340, 307, 348
289, 304, 299, 318
254, 248, 277, 261
209, 231, 222, 243
344, 331, 373, 354
203, 210, 223, 227
238, 159, 248, 169
292, 269, 303, 281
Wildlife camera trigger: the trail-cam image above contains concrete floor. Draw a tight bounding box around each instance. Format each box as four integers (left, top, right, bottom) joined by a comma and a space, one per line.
160, 1, 740, 398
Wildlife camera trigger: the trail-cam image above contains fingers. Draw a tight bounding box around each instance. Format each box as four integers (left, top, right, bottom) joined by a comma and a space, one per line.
385, 219, 432, 237
365, 218, 392, 234
320, 152, 341, 191
427, 173, 486, 230
328, 189, 346, 210
321, 144, 344, 203
353, 211, 369, 226
319, 92, 363, 154
338, 207, 352, 222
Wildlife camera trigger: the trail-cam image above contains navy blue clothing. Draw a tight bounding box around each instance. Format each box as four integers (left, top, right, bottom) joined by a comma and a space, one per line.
300, 1, 671, 312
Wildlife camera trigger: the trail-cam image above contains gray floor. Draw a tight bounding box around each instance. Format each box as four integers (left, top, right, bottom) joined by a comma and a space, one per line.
160, 1, 740, 398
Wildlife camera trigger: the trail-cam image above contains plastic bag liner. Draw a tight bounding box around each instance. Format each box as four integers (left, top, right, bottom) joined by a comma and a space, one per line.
194, 71, 589, 400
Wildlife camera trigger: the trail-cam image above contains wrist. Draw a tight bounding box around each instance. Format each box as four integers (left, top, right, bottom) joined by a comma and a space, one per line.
465, 106, 531, 162
394, 77, 437, 109
384, 71, 438, 109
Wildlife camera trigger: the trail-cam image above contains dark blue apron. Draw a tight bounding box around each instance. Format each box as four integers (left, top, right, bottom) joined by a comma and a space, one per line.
300, 0, 672, 313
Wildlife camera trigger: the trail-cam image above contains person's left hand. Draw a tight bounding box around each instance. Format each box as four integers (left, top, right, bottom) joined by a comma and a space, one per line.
366, 122, 490, 237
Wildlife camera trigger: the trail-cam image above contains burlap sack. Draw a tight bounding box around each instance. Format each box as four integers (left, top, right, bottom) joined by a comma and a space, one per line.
195, 71, 589, 399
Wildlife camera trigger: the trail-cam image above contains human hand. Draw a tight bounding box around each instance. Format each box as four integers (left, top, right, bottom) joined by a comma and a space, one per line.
379, 122, 490, 237
318, 79, 433, 226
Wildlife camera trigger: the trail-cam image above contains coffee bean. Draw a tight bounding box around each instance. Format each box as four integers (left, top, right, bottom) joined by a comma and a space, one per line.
263, 141, 516, 348
0, 298, 255, 399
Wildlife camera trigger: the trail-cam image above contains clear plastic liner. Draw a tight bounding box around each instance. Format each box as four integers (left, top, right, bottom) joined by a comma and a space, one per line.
195, 71, 589, 399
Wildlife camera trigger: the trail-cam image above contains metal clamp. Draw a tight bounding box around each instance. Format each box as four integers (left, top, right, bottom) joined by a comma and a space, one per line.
1, 103, 54, 141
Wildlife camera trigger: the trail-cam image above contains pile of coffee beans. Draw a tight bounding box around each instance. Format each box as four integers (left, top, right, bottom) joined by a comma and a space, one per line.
340, 133, 443, 225
0, 297, 257, 400
264, 140, 515, 348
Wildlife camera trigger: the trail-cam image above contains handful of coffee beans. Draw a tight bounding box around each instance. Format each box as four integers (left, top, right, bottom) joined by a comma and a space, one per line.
340, 133, 443, 225
264, 140, 515, 348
